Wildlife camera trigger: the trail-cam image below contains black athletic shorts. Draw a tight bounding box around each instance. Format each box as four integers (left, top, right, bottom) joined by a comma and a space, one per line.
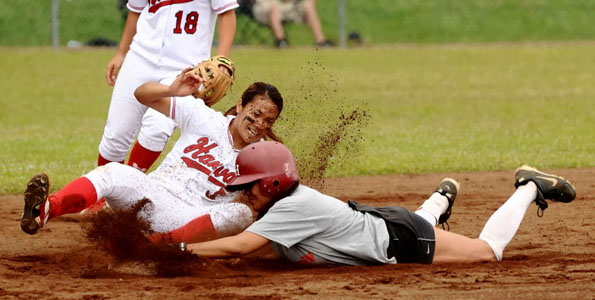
384, 212, 435, 264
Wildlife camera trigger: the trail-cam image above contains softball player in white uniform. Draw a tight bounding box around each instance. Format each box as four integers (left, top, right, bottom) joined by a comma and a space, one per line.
100, 0, 238, 172
21, 74, 285, 244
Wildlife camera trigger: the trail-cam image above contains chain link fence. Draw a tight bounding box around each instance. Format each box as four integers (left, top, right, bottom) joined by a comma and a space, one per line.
0, 0, 125, 47
1, 0, 595, 48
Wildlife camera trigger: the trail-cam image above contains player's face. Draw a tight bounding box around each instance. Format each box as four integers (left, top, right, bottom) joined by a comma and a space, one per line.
242, 182, 273, 212
235, 95, 279, 145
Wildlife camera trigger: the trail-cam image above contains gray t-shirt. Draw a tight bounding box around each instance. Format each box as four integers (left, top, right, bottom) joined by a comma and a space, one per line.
246, 185, 395, 266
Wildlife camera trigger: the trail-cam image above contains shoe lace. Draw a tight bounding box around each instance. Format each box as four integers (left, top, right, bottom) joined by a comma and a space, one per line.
536, 201, 547, 218
535, 190, 548, 218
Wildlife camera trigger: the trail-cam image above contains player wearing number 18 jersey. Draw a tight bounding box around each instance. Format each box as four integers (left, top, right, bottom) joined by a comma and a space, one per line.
99, 0, 238, 172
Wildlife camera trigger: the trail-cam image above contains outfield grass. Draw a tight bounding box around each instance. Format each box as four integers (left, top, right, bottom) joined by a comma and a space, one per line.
339, 0, 595, 44
2, 0, 595, 46
1, 43, 594, 194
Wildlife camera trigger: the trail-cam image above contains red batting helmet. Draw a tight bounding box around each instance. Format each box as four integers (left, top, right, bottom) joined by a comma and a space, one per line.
226, 141, 299, 198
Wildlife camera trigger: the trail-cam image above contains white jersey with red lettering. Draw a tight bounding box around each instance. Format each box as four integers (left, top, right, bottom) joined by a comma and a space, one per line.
148, 94, 239, 206
128, 0, 238, 70
85, 94, 250, 236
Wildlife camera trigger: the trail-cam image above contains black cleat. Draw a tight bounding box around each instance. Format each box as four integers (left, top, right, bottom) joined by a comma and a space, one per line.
435, 178, 460, 230
21, 173, 50, 235
514, 165, 576, 217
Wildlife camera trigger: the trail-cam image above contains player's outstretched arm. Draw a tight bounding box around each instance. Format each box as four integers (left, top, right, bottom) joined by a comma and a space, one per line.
134, 67, 201, 115
187, 231, 270, 258
134, 82, 172, 115
106, 11, 140, 86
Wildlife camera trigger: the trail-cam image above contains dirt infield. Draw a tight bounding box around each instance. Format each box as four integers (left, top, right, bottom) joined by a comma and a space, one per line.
1, 168, 594, 299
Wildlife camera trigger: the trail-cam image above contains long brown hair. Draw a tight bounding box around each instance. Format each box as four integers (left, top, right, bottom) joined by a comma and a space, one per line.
224, 82, 284, 142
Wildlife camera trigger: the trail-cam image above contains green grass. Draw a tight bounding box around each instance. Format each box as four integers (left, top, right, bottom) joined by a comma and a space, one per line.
1, 43, 595, 194
2, 0, 595, 46
0, 0, 125, 46
337, 0, 595, 44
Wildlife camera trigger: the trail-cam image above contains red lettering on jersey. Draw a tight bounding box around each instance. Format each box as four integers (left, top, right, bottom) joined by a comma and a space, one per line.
205, 188, 226, 200
148, 0, 193, 13
298, 252, 316, 265
185, 137, 218, 158
223, 172, 237, 183
181, 157, 210, 175
206, 160, 222, 170
212, 167, 237, 183
208, 176, 225, 188
198, 154, 215, 164
173, 10, 200, 35
181, 137, 239, 199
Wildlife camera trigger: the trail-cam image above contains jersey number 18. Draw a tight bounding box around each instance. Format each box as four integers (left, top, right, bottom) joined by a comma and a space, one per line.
173, 11, 199, 34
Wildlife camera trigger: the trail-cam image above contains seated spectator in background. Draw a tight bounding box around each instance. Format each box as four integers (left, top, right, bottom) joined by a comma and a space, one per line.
252, 0, 333, 48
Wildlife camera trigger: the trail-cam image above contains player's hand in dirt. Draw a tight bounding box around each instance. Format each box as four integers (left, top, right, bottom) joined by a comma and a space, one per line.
168, 67, 205, 97
106, 53, 125, 86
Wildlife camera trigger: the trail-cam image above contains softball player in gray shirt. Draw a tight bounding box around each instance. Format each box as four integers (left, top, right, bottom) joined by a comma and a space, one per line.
187, 141, 575, 266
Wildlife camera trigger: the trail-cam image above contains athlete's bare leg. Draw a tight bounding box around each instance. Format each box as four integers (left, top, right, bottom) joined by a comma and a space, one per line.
433, 229, 496, 263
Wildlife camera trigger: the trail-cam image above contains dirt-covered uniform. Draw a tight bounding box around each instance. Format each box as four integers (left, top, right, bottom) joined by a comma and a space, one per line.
90, 91, 251, 237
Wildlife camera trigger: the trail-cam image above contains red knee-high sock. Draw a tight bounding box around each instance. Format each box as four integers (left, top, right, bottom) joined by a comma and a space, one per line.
127, 141, 162, 173
97, 153, 124, 166
147, 214, 219, 245
47, 177, 98, 221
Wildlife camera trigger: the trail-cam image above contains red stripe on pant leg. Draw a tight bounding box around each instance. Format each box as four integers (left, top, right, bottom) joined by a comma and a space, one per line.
47, 177, 98, 220
147, 214, 219, 245
127, 141, 162, 173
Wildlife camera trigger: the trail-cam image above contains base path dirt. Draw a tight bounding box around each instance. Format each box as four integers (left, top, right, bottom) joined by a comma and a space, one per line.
1, 168, 594, 299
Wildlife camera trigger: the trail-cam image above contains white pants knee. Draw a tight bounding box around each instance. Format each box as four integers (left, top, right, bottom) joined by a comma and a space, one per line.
137, 108, 177, 152
98, 50, 180, 162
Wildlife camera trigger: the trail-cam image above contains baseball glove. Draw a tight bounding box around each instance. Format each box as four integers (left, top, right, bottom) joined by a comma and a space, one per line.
189, 55, 235, 106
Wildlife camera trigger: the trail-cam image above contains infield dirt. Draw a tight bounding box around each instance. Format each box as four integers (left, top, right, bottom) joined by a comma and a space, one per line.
1, 168, 594, 299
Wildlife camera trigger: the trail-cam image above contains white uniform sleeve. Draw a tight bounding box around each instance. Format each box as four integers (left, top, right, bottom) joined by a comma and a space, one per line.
169, 96, 209, 131
246, 200, 323, 248
169, 95, 230, 137
212, 0, 239, 14
127, 0, 147, 13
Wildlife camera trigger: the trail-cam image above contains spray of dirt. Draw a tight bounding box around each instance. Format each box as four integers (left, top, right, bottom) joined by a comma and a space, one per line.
274, 54, 371, 191
298, 109, 370, 190
82, 198, 219, 277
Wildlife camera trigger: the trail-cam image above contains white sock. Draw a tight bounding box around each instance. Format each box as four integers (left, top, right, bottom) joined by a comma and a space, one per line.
479, 182, 537, 261
415, 192, 449, 227
415, 210, 438, 227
